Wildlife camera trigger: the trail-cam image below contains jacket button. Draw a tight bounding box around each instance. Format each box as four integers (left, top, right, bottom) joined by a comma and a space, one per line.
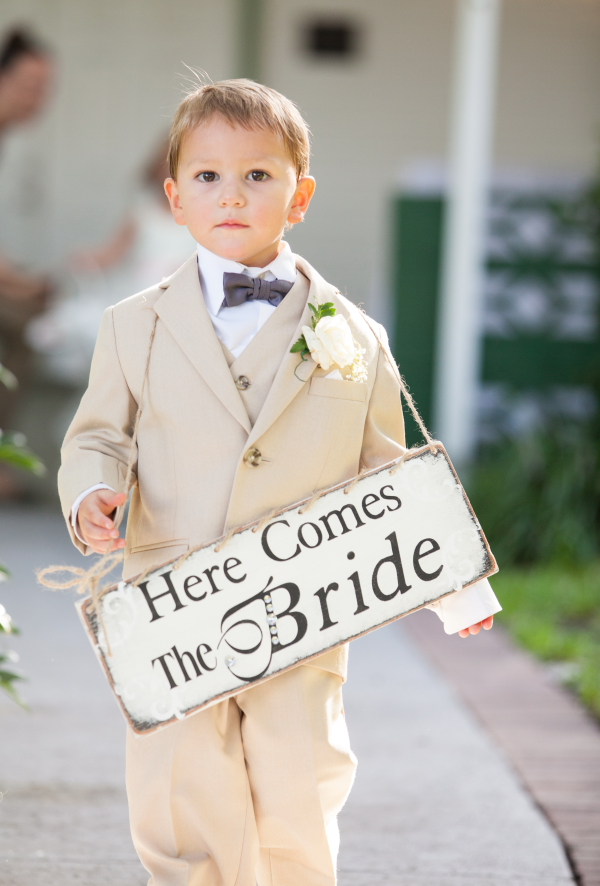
235, 375, 251, 391
244, 447, 263, 466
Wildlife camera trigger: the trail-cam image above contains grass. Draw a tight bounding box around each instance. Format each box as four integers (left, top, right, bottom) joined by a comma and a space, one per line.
491, 563, 600, 718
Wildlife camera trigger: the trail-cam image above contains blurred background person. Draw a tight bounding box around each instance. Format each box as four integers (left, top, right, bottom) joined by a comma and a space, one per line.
0, 29, 53, 396
27, 137, 196, 386
0, 27, 53, 498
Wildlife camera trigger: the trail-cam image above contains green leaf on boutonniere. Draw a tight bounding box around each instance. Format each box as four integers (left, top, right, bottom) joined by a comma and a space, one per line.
319, 302, 336, 316
308, 302, 336, 325
290, 336, 308, 354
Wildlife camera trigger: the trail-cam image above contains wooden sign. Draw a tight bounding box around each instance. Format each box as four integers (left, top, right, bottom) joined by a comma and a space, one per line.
78, 444, 497, 734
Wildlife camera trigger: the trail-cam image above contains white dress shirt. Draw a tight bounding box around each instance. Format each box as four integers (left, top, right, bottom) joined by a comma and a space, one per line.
197, 241, 297, 357
71, 241, 501, 632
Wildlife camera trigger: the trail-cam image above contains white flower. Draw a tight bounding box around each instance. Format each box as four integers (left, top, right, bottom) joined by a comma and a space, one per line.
302, 315, 357, 371
346, 346, 369, 383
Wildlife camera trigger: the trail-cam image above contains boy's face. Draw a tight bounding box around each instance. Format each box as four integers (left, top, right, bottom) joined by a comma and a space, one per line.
165, 115, 315, 268
0, 55, 53, 125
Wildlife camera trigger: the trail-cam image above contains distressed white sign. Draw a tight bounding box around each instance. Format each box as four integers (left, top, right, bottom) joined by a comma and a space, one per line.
78, 444, 497, 734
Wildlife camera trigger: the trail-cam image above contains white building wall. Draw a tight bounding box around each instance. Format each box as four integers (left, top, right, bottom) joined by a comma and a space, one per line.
266, 0, 455, 320
0, 0, 598, 314
496, 0, 600, 174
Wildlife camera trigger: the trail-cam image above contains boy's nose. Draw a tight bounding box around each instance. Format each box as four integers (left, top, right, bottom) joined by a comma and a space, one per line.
220, 195, 244, 207
219, 184, 245, 207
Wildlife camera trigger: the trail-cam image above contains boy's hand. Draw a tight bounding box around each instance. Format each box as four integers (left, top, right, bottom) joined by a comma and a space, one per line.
78, 490, 127, 554
458, 615, 494, 638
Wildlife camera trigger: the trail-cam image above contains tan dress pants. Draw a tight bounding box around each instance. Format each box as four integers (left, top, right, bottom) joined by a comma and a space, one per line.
126, 663, 357, 886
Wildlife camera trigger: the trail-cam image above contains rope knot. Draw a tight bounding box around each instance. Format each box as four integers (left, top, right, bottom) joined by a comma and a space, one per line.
37, 550, 125, 657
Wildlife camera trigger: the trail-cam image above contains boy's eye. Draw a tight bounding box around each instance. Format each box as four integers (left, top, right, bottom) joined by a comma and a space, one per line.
197, 171, 218, 183
248, 170, 269, 182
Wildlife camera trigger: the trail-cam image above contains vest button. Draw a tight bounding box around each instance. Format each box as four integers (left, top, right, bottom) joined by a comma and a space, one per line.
235, 375, 251, 391
244, 447, 262, 466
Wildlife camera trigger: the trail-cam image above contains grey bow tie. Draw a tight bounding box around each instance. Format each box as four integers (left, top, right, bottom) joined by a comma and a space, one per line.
222, 272, 293, 308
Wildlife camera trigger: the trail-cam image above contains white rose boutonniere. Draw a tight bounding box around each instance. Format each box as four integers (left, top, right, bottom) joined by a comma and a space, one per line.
291, 302, 368, 382
303, 315, 355, 370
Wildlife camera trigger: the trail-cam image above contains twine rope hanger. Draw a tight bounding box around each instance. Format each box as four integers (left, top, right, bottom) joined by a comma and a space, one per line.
37, 305, 439, 651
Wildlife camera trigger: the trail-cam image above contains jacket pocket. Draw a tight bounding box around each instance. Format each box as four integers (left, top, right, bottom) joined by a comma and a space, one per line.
129, 538, 189, 555
309, 377, 367, 402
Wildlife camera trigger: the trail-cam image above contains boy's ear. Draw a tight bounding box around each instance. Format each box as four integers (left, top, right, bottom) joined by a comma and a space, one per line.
164, 178, 187, 226
287, 176, 316, 226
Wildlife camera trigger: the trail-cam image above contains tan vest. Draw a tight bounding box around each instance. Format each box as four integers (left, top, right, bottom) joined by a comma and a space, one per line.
220, 272, 310, 428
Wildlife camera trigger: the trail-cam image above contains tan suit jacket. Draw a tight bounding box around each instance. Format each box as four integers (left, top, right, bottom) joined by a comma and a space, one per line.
59, 252, 405, 679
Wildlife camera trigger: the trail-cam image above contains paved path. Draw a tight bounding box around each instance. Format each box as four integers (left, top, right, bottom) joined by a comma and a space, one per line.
405, 609, 600, 886
0, 508, 143, 886
0, 507, 575, 885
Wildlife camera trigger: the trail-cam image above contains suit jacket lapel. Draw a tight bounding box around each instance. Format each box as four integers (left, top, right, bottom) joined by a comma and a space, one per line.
154, 254, 252, 434
246, 256, 340, 448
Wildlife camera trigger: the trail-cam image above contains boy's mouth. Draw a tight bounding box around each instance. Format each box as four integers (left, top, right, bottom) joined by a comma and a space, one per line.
217, 220, 249, 229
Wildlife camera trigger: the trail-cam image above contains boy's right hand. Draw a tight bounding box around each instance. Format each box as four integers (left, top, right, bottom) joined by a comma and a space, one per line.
78, 490, 127, 554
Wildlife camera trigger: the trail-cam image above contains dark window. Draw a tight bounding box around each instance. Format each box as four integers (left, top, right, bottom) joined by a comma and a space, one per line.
305, 20, 360, 58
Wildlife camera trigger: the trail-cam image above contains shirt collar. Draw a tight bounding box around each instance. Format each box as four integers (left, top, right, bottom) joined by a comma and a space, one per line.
196, 241, 297, 317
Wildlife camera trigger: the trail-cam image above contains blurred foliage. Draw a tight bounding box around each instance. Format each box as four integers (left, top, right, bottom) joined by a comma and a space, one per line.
470, 167, 600, 567
471, 168, 600, 718
0, 364, 17, 392
0, 431, 44, 477
0, 364, 44, 706
493, 565, 600, 719
469, 419, 600, 567
0, 601, 25, 706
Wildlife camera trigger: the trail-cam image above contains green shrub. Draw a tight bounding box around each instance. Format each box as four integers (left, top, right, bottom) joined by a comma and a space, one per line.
469, 425, 600, 567
0, 369, 44, 706
470, 167, 600, 715
0, 599, 25, 705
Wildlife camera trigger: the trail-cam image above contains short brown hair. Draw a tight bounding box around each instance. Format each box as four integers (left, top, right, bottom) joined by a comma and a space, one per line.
168, 79, 310, 180
0, 28, 49, 72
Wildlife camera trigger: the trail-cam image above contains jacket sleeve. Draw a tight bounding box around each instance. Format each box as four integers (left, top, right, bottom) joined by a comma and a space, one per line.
58, 306, 137, 555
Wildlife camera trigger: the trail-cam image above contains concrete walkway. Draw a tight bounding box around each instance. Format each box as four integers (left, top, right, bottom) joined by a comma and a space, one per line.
0, 506, 575, 886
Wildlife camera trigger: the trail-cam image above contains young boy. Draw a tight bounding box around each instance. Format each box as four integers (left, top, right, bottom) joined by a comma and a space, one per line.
59, 80, 500, 886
